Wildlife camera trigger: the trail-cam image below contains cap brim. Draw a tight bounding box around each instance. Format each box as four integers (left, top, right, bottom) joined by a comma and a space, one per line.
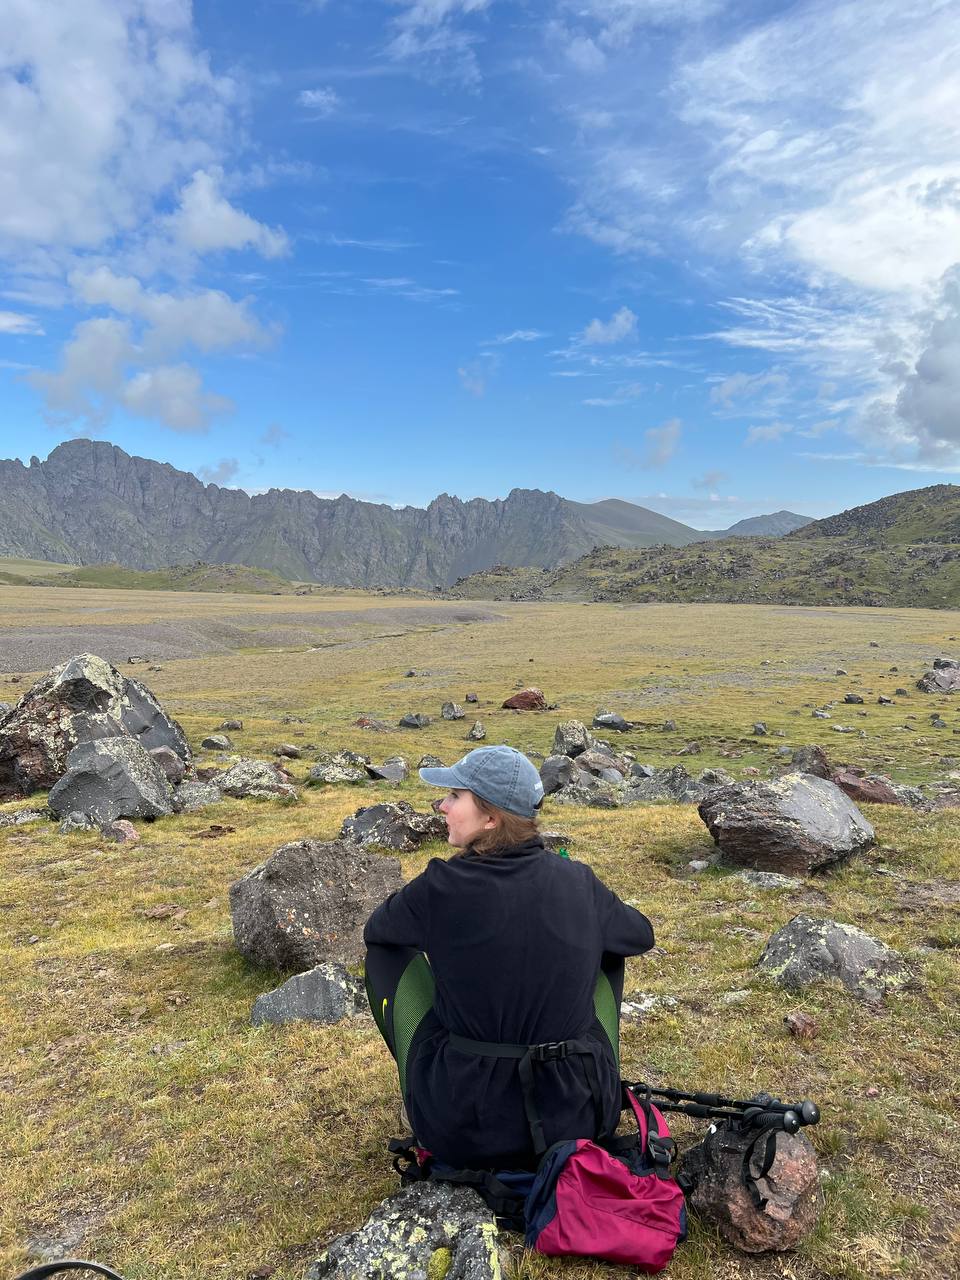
418, 765, 469, 789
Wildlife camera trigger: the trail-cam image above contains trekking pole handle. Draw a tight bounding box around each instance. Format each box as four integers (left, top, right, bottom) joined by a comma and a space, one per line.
745, 1108, 801, 1133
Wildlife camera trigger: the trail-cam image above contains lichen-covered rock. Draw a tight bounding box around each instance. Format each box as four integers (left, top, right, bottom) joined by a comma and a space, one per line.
698, 772, 875, 874
621, 764, 709, 806
466, 721, 485, 741
399, 713, 431, 729
757, 915, 909, 1002
679, 1121, 822, 1253
340, 801, 447, 852
201, 734, 232, 750
307, 1181, 504, 1280
48, 737, 174, 823
552, 720, 593, 757
250, 962, 366, 1026
309, 761, 368, 784
172, 779, 223, 813
539, 754, 581, 795
0, 807, 47, 828
592, 711, 632, 733
366, 756, 409, 783
230, 838, 403, 970
0, 653, 189, 798
789, 745, 831, 779
218, 758, 297, 799
917, 658, 960, 693
552, 776, 623, 808
441, 701, 465, 720
59, 810, 97, 833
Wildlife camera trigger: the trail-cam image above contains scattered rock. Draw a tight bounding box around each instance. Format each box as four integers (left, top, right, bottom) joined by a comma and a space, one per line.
306, 1182, 504, 1280
552, 720, 593, 758
678, 741, 701, 755
0, 807, 46, 827
230, 838, 403, 969
366, 756, 409, 784
149, 745, 186, 786
281, 715, 306, 724
732, 870, 802, 891
340, 801, 447, 852
58, 810, 97, 834
577, 748, 627, 780
698, 773, 875, 875
465, 692, 479, 703
843, 693, 864, 704
679, 1122, 822, 1253
620, 993, 679, 1022
190, 824, 235, 839
783, 1010, 819, 1040
218, 758, 297, 799
220, 719, 243, 731
835, 668, 847, 676
201, 734, 232, 750
831, 767, 907, 806
102, 819, 140, 844
917, 659, 960, 694
466, 720, 486, 741
48, 737, 174, 824
758, 915, 909, 1001
789, 745, 831, 778
309, 761, 368, 785
272, 743, 301, 759
592, 711, 632, 733
417, 755, 444, 769
172, 779, 223, 812
399, 713, 431, 729
811, 710, 830, 719
354, 715, 392, 732
441, 701, 465, 721
752, 722, 767, 736
661, 720, 677, 732
250, 962, 366, 1026
878, 695, 893, 706
502, 687, 547, 711
540, 755, 582, 795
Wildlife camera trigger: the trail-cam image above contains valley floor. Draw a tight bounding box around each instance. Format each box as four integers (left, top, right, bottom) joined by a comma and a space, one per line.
3, 589, 959, 1279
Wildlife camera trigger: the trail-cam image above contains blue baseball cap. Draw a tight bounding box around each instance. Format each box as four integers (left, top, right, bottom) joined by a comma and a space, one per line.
419, 745, 545, 817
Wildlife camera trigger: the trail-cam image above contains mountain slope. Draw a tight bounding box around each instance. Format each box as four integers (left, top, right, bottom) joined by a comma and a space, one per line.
789, 484, 960, 543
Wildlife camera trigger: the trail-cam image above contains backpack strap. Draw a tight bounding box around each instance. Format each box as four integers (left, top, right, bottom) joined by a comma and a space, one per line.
623, 1084, 677, 1179
448, 1033, 605, 1156
11, 1265, 127, 1280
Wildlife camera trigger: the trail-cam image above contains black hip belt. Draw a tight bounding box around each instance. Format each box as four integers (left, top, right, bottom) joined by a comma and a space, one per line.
447, 1032, 605, 1154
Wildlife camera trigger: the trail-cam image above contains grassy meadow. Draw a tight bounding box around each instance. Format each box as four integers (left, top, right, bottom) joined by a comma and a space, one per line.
2, 584, 959, 1280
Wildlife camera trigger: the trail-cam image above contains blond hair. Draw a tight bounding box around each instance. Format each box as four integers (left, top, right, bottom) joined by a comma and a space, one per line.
467, 794, 540, 855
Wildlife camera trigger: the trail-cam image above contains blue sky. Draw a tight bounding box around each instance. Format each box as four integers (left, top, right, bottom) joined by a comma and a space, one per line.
2, 0, 960, 527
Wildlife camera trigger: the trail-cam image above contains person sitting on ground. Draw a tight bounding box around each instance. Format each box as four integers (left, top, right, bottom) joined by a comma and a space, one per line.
363, 744, 655, 1171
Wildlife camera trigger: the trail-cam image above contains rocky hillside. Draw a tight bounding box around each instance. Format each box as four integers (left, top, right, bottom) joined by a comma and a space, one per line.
0, 442, 806, 590
788, 484, 960, 543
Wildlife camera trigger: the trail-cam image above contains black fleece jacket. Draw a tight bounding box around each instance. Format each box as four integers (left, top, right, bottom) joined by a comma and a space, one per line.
364, 837, 654, 1168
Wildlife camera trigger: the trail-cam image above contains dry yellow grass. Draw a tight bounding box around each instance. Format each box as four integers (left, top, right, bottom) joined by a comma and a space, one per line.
2, 587, 959, 1280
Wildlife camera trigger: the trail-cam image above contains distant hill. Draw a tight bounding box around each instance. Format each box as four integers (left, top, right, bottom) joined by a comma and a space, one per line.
0, 441, 808, 589
707, 510, 813, 538
450, 488, 960, 608
788, 484, 960, 543
0, 560, 300, 593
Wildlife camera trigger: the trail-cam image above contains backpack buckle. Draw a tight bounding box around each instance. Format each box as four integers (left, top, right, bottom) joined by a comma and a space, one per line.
531, 1040, 569, 1061
647, 1135, 676, 1178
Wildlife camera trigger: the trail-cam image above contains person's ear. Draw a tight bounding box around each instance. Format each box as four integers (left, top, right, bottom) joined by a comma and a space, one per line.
483, 813, 497, 830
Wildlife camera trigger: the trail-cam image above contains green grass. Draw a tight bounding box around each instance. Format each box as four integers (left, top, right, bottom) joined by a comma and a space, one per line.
2, 590, 959, 1279
0, 557, 302, 593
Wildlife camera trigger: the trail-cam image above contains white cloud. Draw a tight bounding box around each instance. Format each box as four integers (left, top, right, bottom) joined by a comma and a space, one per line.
487, 329, 548, 344
692, 469, 728, 490
298, 86, 341, 117
644, 416, 681, 465
385, 0, 493, 86
197, 457, 241, 485
0, 310, 44, 335
566, 35, 606, 73
709, 370, 787, 406
581, 306, 637, 345
28, 317, 132, 424
166, 169, 289, 258
894, 268, 960, 457
745, 421, 792, 444
121, 366, 232, 432
583, 381, 644, 407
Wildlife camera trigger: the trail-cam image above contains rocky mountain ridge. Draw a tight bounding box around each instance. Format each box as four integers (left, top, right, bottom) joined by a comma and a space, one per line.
0, 441, 810, 589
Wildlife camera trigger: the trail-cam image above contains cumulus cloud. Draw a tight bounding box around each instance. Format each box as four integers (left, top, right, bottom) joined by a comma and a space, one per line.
581, 306, 637, 344
894, 269, 960, 457
122, 366, 232, 432
166, 169, 289, 258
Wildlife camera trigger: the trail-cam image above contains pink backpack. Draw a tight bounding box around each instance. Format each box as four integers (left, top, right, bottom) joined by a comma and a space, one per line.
524, 1085, 687, 1272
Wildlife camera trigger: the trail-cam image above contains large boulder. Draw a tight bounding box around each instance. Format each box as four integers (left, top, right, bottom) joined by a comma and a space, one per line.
306, 1182, 504, 1280
916, 658, 960, 693
830, 767, 923, 807
173, 779, 223, 813
757, 915, 909, 1002
502, 687, 546, 711
540, 754, 581, 795
698, 772, 874, 874
250, 963, 366, 1026
679, 1122, 822, 1253
230, 838, 403, 970
340, 801, 447, 852
0, 653, 189, 798
48, 737, 174, 824
552, 720, 593, 757
592, 711, 633, 733
789, 745, 832, 779
621, 764, 712, 806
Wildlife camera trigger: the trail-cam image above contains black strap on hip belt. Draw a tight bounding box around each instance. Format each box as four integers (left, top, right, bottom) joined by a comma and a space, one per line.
447, 1032, 605, 1155
12, 1264, 127, 1280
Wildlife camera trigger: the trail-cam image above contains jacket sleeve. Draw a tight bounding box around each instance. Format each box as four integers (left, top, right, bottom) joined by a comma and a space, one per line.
595, 877, 655, 956
363, 867, 430, 949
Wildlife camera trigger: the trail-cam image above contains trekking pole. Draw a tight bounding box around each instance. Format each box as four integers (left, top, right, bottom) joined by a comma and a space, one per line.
626, 1083, 821, 1134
